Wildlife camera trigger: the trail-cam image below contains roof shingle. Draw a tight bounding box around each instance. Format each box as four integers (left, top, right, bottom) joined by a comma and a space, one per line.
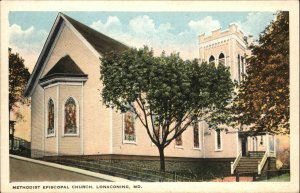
39, 55, 87, 83
62, 13, 128, 55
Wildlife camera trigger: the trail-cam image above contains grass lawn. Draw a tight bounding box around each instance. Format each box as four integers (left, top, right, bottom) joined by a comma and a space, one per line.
261, 173, 290, 182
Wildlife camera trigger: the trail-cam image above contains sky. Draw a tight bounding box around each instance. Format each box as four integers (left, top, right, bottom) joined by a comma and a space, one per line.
9, 11, 276, 72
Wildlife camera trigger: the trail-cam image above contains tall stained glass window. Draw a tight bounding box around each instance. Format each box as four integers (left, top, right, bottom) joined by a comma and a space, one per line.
175, 121, 183, 146
175, 134, 183, 146
152, 115, 161, 143
193, 122, 200, 148
64, 97, 77, 134
124, 108, 136, 142
47, 99, 55, 135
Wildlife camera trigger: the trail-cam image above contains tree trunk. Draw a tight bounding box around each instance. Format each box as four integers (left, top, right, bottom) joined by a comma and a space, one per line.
158, 146, 166, 172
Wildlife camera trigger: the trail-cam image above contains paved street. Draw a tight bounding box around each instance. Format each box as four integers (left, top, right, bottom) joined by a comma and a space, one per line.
9, 156, 128, 182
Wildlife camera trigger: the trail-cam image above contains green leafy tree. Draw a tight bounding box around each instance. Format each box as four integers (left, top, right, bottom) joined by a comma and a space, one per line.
9, 48, 30, 148
100, 47, 234, 171
9, 48, 31, 111
232, 11, 289, 134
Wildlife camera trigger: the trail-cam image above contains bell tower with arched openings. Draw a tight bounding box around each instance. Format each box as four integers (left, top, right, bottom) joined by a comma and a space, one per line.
199, 23, 251, 82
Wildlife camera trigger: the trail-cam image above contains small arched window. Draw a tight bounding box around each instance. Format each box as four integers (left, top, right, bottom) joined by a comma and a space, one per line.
219, 53, 225, 65
209, 55, 215, 63
64, 97, 78, 135
47, 99, 55, 136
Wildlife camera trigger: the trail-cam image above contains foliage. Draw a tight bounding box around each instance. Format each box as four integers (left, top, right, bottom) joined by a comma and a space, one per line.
232, 11, 289, 134
9, 48, 31, 112
100, 46, 234, 171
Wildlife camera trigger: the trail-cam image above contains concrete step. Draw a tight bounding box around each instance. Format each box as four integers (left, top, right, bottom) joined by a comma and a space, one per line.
237, 164, 258, 168
248, 151, 265, 157
236, 166, 257, 169
240, 157, 262, 160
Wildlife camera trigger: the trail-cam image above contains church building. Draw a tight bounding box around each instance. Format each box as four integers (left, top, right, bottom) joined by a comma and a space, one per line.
24, 13, 276, 175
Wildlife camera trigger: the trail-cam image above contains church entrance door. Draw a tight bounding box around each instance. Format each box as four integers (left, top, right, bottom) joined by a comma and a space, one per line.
241, 137, 247, 156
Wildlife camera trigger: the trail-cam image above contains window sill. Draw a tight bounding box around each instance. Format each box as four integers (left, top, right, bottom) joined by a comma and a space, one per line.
193, 147, 201, 151
215, 149, 223, 152
63, 134, 80, 137
175, 145, 184, 149
46, 134, 55, 138
123, 141, 137, 145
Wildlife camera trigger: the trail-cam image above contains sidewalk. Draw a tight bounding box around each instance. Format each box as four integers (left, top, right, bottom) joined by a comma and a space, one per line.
10, 154, 130, 182
210, 176, 253, 182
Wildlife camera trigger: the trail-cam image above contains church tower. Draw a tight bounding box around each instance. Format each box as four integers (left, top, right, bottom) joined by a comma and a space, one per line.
199, 23, 251, 82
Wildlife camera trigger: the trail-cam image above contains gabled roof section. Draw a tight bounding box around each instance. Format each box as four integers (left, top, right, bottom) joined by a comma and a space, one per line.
61, 13, 128, 55
39, 55, 87, 85
24, 12, 129, 97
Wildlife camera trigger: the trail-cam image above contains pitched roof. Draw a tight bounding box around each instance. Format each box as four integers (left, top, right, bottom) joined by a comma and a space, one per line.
39, 55, 87, 84
24, 13, 129, 97
62, 13, 128, 55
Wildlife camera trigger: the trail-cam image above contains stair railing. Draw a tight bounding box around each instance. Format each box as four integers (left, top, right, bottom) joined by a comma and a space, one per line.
231, 151, 242, 174
258, 150, 268, 175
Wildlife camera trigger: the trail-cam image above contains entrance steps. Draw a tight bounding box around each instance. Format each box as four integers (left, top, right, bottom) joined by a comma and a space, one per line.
235, 151, 264, 174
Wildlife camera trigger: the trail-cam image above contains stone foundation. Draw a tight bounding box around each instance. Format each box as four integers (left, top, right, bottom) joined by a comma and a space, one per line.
43, 154, 234, 179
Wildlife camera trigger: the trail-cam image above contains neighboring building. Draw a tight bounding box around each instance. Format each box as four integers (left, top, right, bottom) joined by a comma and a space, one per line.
24, 13, 276, 175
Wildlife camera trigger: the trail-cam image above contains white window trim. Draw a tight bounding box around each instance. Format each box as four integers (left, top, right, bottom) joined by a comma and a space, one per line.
62, 96, 80, 137
215, 129, 223, 151
122, 112, 137, 144
46, 97, 56, 138
193, 122, 201, 150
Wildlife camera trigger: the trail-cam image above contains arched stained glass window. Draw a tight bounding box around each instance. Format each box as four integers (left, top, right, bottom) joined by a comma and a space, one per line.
47, 99, 55, 135
124, 106, 136, 142
64, 97, 77, 134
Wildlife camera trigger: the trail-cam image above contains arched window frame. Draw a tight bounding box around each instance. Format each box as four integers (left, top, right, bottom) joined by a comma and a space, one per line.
46, 98, 55, 137
208, 55, 215, 64
122, 105, 137, 144
62, 96, 80, 137
218, 52, 226, 66
215, 129, 223, 151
